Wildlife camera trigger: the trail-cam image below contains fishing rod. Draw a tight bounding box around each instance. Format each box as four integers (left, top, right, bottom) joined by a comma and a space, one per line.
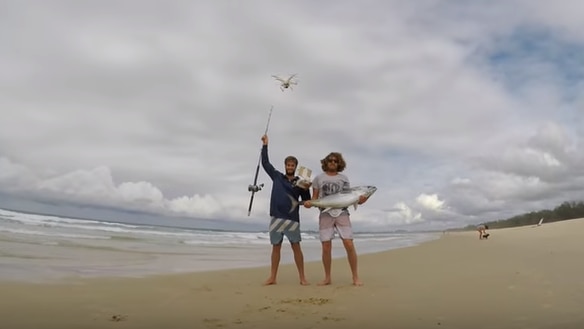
247, 105, 273, 216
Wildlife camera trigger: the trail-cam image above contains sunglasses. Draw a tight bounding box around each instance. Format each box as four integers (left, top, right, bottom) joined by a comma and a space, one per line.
327, 158, 338, 163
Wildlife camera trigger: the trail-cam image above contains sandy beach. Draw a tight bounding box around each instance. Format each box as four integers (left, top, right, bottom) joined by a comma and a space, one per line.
2, 218, 583, 329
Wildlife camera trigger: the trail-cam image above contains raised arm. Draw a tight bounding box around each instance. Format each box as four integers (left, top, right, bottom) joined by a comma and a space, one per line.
260, 134, 276, 179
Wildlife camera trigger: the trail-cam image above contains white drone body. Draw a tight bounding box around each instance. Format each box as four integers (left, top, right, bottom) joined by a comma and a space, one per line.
272, 74, 298, 91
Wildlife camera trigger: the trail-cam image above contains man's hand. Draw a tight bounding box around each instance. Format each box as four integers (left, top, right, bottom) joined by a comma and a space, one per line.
261, 134, 268, 145
303, 201, 312, 208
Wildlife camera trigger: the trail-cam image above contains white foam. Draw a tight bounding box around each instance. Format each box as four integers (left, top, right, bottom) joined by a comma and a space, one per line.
0, 227, 111, 240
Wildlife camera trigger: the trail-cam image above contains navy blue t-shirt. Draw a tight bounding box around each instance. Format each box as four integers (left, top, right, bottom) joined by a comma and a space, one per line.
261, 145, 311, 221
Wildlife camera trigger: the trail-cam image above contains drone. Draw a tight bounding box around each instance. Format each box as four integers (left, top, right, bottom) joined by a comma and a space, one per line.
272, 74, 298, 91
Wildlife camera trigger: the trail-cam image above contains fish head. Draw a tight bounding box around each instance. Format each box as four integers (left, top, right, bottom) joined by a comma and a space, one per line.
351, 185, 377, 198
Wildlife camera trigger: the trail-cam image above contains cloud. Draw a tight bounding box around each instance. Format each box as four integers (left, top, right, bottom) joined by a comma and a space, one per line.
1, 1, 584, 231
0, 157, 38, 189
389, 202, 424, 225
416, 194, 446, 211
29, 165, 236, 220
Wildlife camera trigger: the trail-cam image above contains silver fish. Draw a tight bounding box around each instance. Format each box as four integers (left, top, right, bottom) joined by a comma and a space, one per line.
288, 185, 377, 213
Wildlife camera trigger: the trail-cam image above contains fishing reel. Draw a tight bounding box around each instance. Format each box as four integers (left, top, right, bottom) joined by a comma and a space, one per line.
248, 183, 264, 193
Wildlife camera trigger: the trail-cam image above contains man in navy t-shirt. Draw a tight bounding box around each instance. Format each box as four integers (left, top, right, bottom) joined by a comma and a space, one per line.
261, 134, 311, 285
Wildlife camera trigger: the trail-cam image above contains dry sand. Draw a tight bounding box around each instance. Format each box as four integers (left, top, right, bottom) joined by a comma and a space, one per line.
1, 218, 584, 329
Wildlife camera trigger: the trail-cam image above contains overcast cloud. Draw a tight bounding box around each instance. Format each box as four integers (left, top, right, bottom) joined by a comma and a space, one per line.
1, 0, 583, 231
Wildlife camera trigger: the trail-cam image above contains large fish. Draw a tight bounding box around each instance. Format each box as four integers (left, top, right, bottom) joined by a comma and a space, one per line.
288, 185, 377, 213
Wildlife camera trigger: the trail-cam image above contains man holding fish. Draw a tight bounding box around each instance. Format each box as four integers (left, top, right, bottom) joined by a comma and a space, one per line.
304, 152, 375, 286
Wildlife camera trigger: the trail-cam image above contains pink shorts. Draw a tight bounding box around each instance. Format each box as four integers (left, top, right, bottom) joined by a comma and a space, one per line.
319, 211, 353, 241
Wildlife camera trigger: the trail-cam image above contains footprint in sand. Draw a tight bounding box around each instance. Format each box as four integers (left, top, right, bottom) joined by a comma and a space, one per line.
279, 297, 331, 306
202, 318, 225, 328
109, 314, 128, 322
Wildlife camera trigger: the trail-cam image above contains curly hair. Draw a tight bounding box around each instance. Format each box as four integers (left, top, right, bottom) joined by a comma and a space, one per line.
320, 152, 346, 172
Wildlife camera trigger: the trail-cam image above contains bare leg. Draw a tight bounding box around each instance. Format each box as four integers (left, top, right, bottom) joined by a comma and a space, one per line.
264, 243, 281, 285
290, 242, 309, 285
342, 238, 362, 286
318, 241, 333, 285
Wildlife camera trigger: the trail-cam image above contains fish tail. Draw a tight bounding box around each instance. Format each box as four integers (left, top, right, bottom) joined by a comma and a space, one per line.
288, 194, 299, 213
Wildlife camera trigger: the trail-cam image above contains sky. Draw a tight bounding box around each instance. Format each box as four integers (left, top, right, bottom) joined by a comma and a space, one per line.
1, 0, 584, 232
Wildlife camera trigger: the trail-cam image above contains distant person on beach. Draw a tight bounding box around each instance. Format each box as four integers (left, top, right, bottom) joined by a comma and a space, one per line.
260, 134, 312, 286
477, 224, 489, 240
303, 152, 370, 286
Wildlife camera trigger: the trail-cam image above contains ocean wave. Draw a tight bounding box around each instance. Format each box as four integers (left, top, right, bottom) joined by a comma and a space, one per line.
0, 208, 436, 248
0, 227, 111, 240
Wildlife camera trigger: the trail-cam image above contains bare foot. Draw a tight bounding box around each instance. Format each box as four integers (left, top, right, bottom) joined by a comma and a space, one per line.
300, 280, 310, 286
317, 279, 331, 286
352, 279, 363, 286
263, 278, 277, 286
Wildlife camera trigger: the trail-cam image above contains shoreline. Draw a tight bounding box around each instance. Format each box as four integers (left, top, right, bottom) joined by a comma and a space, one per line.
1, 218, 583, 329
0, 230, 440, 284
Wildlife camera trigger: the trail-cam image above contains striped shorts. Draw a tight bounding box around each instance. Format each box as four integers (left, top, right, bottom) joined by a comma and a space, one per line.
269, 217, 301, 245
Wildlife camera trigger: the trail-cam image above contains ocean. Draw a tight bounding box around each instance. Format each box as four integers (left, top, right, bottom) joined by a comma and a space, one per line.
0, 208, 439, 283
